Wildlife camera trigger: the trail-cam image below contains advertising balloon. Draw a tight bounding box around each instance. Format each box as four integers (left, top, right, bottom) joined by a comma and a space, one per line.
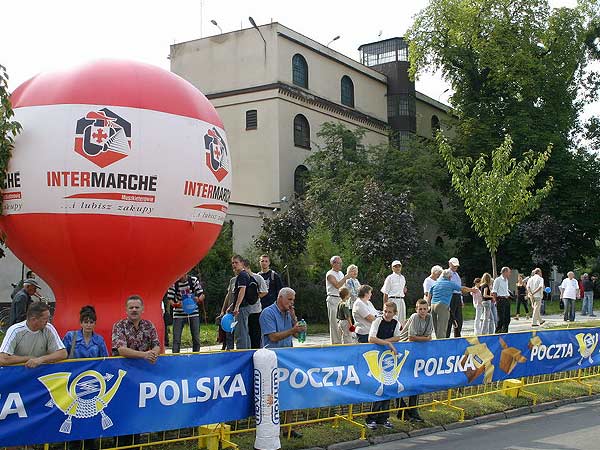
0, 60, 232, 348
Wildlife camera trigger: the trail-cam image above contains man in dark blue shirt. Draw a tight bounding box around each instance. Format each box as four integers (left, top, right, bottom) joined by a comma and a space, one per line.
258, 254, 284, 309
232, 255, 253, 349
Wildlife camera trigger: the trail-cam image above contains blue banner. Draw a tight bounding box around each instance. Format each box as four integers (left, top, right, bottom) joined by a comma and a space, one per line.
0, 351, 254, 447
0, 328, 598, 446
275, 328, 600, 410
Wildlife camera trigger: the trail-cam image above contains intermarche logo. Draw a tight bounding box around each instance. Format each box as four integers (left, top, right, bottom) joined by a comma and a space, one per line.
74, 108, 132, 168
204, 127, 229, 182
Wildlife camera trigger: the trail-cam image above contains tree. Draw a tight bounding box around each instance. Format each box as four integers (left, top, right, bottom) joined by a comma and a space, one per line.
351, 179, 418, 266
438, 134, 553, 276
254, 200, 311, 264
407, 0, 600, 270
516, 214, 570, 273
195, 221, 233, 318
0, 64, 22, 259
303, 123, 371, 241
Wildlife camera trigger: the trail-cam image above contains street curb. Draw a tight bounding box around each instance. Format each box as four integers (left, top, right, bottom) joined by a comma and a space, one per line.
407, 425, 445, 437
443, 419, 477, 430
504, 406, 532, 418
531, 402, 555, 413
474, 412, 507, 424
575, 393, 600, 402
327, 439, 370, 450
369, 432, 409, 444
545, 398, 576, 408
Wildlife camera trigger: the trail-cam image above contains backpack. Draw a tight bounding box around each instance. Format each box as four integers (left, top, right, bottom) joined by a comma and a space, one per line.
10, 281, 23, 300
243, 277, 260, 306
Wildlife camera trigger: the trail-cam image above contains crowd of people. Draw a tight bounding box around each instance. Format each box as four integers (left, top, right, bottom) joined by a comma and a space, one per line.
325, 256, 600, 348
0, 255, 598, 437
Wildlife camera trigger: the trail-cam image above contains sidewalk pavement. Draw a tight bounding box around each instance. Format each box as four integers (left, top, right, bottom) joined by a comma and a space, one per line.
174, 312, 584, 353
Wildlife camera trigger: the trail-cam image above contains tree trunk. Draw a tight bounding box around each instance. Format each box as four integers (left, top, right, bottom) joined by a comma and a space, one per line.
491, 251, 497, 279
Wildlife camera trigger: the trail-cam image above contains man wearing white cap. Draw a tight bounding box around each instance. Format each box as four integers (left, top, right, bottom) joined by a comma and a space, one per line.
381, 261, 407, 323
9, 278, 42, 326
447, 257, 464, 337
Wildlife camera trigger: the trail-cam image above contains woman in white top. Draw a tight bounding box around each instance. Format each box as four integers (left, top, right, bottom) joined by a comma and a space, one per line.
352, 285, 378, 343
560, 271, 579, 322
345, 264, 361, 310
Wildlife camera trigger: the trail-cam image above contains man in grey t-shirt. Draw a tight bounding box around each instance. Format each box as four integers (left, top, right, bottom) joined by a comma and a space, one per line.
0, 302, 67, 368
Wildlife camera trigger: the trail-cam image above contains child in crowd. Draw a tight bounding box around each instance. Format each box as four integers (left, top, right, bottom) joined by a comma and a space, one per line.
396, 299, 432, 422
366, 301, 401, 430
336, 287, 355, 344
472, 278, 483, 335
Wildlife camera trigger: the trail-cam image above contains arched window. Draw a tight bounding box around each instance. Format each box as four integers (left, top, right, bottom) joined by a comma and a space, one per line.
294, 165, 309, 197
292, 54, 308, 88
340, 76, 354, 107
431, 115, 440, 137
293, 114, 310, 149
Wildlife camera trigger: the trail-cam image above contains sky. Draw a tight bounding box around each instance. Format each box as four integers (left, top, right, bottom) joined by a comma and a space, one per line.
1, 0, 595, 116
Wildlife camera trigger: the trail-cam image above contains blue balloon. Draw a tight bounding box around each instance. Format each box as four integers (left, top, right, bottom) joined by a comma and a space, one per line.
182, 293, 197, 314
544, 287, 551, 294
221, 313, 236, 333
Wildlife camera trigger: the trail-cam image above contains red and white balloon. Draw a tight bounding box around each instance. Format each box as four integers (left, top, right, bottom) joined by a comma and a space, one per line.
1, 60, 232, 348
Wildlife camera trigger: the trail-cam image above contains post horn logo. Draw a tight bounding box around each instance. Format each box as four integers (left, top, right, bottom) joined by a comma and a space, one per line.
363, 349, 409, 396
38, 369, 126, 434
575, 332, 598, 365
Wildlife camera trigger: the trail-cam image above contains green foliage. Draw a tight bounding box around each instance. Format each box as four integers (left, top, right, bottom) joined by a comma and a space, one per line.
0, 64, 22, 259
255, 123, 428, 311
407, 0, 598, 156
195, 222, 233, 319
439, 134, 553, 275
254, 200, 310, 264
351, 178, 418, 266
407, 0, 600, 274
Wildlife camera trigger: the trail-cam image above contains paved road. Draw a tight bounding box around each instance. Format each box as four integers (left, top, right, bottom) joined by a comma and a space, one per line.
370, 400, 600, 450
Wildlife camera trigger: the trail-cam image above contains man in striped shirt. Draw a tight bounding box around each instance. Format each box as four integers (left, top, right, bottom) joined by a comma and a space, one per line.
0, 302, 67, 367
167, 273, 205, 353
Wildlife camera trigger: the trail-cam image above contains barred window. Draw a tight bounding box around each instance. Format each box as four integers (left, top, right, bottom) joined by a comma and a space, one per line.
340, 76, 355, 108
387, 95, 415, 118
293, 114, 311, 149
292, 54, 308, 88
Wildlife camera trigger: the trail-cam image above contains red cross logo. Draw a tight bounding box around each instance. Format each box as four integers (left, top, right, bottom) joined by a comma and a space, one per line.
212, 142, 222, 161
92, 128, 108, 143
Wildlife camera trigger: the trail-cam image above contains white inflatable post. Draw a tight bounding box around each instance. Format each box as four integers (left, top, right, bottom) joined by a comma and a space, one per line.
253, 348, 280, 450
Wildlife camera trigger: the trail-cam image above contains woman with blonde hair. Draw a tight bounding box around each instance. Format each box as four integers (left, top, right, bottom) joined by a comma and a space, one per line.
345, 264, 360, 310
